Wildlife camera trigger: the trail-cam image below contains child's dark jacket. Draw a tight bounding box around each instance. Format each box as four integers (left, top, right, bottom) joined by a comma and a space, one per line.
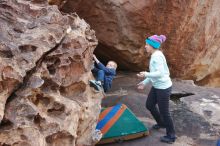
97, 62, 116, 91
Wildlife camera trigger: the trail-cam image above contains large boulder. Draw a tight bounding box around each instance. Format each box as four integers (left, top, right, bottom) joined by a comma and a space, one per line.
59, 0, 220, 87
0, 0, 101, 146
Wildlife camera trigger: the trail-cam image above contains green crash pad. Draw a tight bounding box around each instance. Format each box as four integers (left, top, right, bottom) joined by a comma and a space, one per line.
96, 104, 149, 144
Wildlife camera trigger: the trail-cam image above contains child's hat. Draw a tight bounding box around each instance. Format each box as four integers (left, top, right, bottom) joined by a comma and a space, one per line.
145, 35, 166, 49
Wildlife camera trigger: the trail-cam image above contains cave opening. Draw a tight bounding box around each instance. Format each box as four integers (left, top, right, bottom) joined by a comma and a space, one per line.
59, 1, 147, 72
94, 43, 127, 71
93, 43, 111, 69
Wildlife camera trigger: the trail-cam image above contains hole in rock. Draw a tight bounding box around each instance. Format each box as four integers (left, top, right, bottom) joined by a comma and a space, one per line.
59, 81, 86, 101
47, 102, 65, 116
0, 50, 13, 58
31, 94, 51, 106
40, 78, 60, 92
0, 119, 13, 130
170, 92, 194, 103
19, 45, 37, 53
46, 131, 74, 144
47, 65, 56, 75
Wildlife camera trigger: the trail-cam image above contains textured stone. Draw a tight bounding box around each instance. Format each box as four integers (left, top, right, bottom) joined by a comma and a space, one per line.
60, 0, 220, 87
0, 0, 101, 146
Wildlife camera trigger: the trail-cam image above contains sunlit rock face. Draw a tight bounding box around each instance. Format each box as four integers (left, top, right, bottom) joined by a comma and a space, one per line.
0, 0, 101, 146
59, 0, 220, 87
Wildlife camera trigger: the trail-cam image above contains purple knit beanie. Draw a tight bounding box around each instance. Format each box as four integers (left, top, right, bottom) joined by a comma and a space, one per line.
149, 35, 166, 43
146, 35, 166, 49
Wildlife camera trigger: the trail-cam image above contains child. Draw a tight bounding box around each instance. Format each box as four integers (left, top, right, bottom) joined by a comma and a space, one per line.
90, 55, 117, 92
137, 35, 176, 144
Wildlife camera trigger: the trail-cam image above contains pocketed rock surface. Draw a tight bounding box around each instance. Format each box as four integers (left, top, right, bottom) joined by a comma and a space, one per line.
0, 0, 102, 146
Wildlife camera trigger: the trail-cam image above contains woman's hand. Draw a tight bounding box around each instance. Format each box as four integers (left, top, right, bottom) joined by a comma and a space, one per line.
137, 71, 147, 78
137, 82, 145, 90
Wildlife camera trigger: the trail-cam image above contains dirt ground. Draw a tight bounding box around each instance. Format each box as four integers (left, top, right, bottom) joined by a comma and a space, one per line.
98, 72, 220, 146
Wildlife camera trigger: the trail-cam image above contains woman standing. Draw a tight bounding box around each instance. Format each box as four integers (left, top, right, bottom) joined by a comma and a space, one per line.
137, 35, 176, 144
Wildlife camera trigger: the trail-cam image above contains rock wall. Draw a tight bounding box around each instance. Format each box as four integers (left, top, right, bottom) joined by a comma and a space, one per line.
0, 0, 100, 146
59, 0, 220, 87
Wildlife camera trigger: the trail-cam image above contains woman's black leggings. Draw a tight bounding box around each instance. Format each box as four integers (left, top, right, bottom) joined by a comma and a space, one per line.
146, 86, 175, 137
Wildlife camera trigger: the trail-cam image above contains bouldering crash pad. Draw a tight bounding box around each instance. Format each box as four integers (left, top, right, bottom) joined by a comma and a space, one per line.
96, 104, 149, 144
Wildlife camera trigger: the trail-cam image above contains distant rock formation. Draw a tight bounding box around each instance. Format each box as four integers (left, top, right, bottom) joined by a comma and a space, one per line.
60, 0, 220, 87
0, 0, 101, 145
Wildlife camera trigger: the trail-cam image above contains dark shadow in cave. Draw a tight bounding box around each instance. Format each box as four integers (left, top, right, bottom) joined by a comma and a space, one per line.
94, 43, 143, 72
93, 43, 109, 68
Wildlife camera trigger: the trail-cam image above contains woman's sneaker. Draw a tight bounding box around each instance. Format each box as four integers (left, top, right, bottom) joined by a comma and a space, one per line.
160, 135, 176, 144
89, 80, 102, 91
